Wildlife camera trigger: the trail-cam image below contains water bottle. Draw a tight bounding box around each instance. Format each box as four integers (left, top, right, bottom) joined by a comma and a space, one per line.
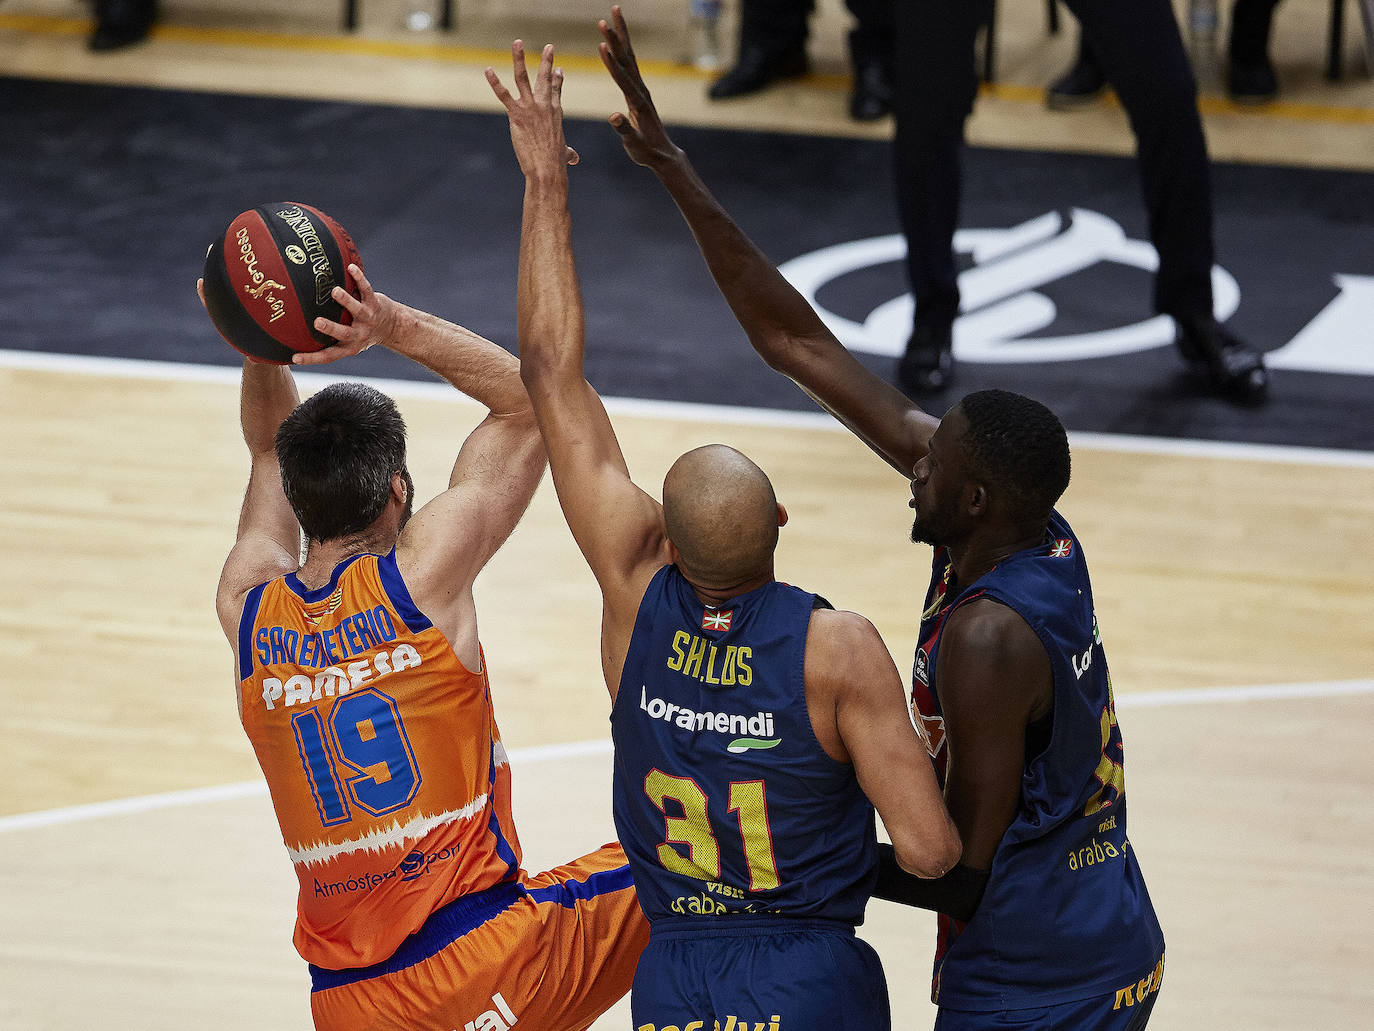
688, 0, 722, 72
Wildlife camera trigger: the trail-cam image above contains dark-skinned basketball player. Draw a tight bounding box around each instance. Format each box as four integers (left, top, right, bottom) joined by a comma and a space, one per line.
596, 8, 1165, 1030
486, 33, 960, 1031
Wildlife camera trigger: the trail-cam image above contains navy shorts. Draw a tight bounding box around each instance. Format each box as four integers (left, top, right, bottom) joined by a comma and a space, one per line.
935, 953, 1165, 1031
631, 918, 890, 1031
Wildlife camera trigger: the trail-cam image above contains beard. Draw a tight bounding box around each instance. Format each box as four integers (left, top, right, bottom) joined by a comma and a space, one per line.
911, 515, 938, 546
910, 502, 949, 547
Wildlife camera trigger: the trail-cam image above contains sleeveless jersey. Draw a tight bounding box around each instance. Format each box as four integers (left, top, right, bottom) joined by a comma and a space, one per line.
909, 511, 1164, 1010
612, 565, 877, 927
236, 550, 523, 971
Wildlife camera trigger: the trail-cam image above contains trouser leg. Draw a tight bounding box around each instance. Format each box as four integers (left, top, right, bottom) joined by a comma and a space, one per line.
1067, 0, 1216, 321
891, 0, 985, 332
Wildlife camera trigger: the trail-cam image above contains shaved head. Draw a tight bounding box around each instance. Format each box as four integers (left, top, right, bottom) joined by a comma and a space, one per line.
662, 445, 780, 590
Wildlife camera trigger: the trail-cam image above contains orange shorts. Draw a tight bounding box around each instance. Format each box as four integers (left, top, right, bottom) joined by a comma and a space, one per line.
309, 844, 649, 1031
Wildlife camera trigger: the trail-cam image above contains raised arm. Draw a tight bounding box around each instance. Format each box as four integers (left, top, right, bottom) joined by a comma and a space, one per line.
215, 356, 303, 640
806, 608, 962, 878
487, 40, 671, 694
311, 265, 547, 665
597, 7, 937, 476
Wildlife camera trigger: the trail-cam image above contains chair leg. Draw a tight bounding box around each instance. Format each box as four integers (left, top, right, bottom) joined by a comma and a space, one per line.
344, 0, 358, 32
1328, 0, 1345, 80
983, 0, 997, 83
1048, 0, 1060, 35
439, 0, 454, 31
1357, 0, 1374, 75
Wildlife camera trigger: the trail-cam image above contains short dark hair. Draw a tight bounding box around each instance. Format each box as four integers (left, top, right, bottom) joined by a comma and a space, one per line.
957, 389, 1070, 522
275, 382, 407, 543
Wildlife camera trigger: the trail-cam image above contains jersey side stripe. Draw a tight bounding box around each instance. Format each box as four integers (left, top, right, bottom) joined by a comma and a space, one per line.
378, 548, 433, 633
238, 581, 269, 681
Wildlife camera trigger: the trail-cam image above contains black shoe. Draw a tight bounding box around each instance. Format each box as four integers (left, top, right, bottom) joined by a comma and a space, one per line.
708, 47, 808, 100
897, 325, 954, 394
89, 0, 157, 51
849, 57, 892, 121
1174, 318, 1269, 405
1046, 54, 1106, 110
1227, 57, 1278, 103
848, 31, 892, 122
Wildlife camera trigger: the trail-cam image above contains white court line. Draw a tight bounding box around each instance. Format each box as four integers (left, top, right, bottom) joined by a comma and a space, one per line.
0, 738, 615, 836
2, 678, 1370, 836
4, 347, 1373, 468
1113, 677, 1374, 708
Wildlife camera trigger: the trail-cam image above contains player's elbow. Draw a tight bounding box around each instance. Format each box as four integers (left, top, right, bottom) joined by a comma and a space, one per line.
893, 819, 963, 879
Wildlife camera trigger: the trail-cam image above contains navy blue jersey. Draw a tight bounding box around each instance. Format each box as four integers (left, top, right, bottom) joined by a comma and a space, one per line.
910, 511, 1164, 1011
612, 565, 877, 928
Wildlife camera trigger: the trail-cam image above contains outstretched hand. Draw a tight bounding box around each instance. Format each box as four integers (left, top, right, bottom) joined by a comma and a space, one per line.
598, 6, 680, 169
301, 263, 396, 365
487, 40, 580, 181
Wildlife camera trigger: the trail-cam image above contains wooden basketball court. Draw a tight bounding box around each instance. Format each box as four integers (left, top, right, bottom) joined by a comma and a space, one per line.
1, 2, 1372, 1028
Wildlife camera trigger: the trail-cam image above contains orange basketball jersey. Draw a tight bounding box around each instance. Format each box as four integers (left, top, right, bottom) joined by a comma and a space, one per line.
236, 549, 523, 970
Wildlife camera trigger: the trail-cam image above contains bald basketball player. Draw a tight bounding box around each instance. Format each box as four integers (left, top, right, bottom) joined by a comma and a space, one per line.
207, 273, 648, 1031
487, 37, 960, 1031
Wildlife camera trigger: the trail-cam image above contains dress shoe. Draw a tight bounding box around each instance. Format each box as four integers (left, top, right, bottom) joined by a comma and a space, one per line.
1046, 52, 1106, 110
1174, 317, 1269, 405
89, 0, 157, 52
848, 31, 892, 122
897, 324, 954, 394
708, 46, 808, 100
849, 56, 892, 121
1227, 57, 1278, 103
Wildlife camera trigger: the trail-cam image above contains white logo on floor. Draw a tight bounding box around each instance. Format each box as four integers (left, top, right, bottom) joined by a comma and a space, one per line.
778, 208, 1373, 376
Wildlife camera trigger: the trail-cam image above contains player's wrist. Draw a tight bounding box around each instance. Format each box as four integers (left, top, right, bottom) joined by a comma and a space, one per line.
523, 168, 570, 196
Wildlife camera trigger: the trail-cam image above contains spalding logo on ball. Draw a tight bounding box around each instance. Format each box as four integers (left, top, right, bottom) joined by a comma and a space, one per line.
203, 202, 362, 364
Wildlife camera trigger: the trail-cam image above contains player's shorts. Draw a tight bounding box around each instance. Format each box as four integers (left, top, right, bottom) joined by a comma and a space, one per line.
935, 952, 1166, 1031
630, 916, 891, 1031
309, 843, 650, 1031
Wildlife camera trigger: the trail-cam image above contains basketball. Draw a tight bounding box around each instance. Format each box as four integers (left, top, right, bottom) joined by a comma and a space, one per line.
202, 202, 363, 364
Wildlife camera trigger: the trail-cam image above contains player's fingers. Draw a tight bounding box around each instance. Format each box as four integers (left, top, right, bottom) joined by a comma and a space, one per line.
597, 39, 620, 85
566, 146, 580, 167
511, 39, 532, 99
291, 344, 354, 366
535, 43, 556, 99
551, 66, 567, 124
312, 316, 355, 342
346, 263, 372, 299
611, 5, 636, 63
485, 67, 515, 110
609, 111, 638, 141
331, 285, 364, 316
600, 49, 639, 108
196, 278, 207, 310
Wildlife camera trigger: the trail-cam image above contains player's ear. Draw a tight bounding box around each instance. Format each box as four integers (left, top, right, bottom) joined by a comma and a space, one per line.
966, 482, 987, 517
666, 538, 682, 566
776, 502, 789, 528
392, 471, 407, 505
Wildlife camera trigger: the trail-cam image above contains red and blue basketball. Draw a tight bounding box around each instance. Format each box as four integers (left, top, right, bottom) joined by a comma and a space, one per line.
202, 202, 362, 364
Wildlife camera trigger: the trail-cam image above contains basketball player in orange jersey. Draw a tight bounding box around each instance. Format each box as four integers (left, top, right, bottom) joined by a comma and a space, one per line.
205, 271, 648, 1031
487, 35, 960, 1030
